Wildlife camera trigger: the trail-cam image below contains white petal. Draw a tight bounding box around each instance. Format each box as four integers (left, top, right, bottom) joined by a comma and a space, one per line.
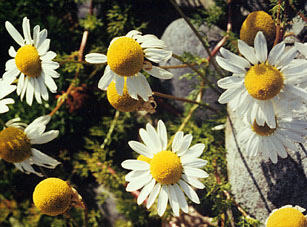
276, 47, 297, 69
181, 157, 208, 168
217, 76, 244, 89
38, 39, 50, 55
26, 78, 34, 106
30, 148, 61, 169
121, 160, 150, 170
183, 143, 205, 158
33, 25, 40, 47
220, 47, 251, 69
22, 17, 32, 44
144, 48, 172, 63
137, 178, 156, 205
37, 29, 48, 49
254, 31, 267, 63
174, 183, 188, 213
126, 173, 152, 192
168, 185, 180, 216
179, 180, 200, 204
141, 39, 167, 49
177, 134, 193, 156
157, 120, 167, 150
85, 53, 108, 64
38, 76, 49, 101
140, 128, 158, 154
5, 59, 16, 71
144, 66, 173, 79
172, 131, 183, 153
182, 174, 205, 189
33, 78, 42, 104
147, 183, 161, 209
30, 130, 59, 144
126, 30, 141, 38
8, 46, 17, 57
17, 73, 25, 95
295, 42, 307, 57
98, 66, 114, 90
128, 141, 153, 158
40, 51, 57, 61
216, 56, 246, 74
238, 40, 258, 64
146, 123, 162, 152
157, 185, 168, 216
183, 167, 209, 178
268, 42, 285, 66
43, 73, 57, 93
114, 75, 124, 96
14, 161, 43, 177
5, 21, 24, 46
132, 73, 152, 101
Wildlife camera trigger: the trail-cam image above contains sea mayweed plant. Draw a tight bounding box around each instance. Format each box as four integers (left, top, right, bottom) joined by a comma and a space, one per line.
0, 0, 306, 226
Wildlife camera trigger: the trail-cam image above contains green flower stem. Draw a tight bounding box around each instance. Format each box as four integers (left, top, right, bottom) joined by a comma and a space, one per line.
100, 110, 120, 150
169, 0, 224, 76
53, 59, 91, 65
172, 53, 222, 95
152, 91, 221, 115
166, 83, 204, 149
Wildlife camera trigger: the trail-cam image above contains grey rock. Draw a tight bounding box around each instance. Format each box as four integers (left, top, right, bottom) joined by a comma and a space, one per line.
226, 108, 307, 225
160, 18, 224, 119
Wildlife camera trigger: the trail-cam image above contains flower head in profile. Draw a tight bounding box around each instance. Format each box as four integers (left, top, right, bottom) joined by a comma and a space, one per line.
4, 17, 60, 106
240, 11, 276, 46
238, 110, 307, 164
217, 31, 307, 128
266, 205, 307, 227
85, 30, 173, 101
33, 177, 84, 216
121, 120, 208, 216
0, 115, 60, 176
0, 77, 16, 113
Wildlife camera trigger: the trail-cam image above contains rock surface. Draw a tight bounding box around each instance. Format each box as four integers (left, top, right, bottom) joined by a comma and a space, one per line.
226, 108, 307, 225
160, 18, 224, 119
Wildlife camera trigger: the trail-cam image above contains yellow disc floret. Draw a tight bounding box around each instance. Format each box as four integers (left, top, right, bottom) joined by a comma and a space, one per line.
245, 63, 284, 100
107, 37, 144, 77
15, 45, 42, 78
0, 127, 32, 163
266, 207, 307, 227
252, 120, 276, 136
107, 80, 143, 112
240, 11, 276, 46
33, 178, 73, 216
150, 150, 182, 185
137, 155, 151, 164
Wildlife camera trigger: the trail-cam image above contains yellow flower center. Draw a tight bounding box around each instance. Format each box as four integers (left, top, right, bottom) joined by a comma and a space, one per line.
150, 150, 182, 185
251, 120, 276, 136
15, 45, 42, 78
33, 178, 73, 216
107, 80, 143, 112
267, 207, 307, 227
240, 11, 276, 46
0, 127, 31, 163
244, 63, 284, 100
107, 37, 144, 77
137, 155, 151, 164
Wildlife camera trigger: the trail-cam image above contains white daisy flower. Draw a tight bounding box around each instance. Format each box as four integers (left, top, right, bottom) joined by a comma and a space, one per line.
3, 17, 60, 106
295, 42, 307, 58
217, 31, 307, 128
0, 77, 16, 113
238, 111, 307, 164
265, 205, 307, 227
121, 120, 208, 217
0, 115, 61, 176
85, 30, 173, 101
